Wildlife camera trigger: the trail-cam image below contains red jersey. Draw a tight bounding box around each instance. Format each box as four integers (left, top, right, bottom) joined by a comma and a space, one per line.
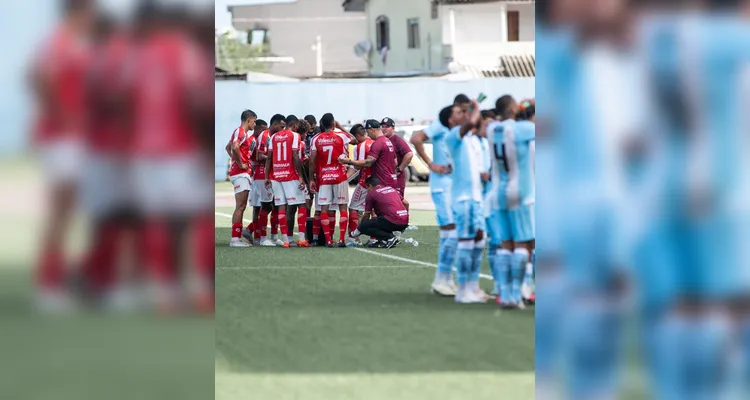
355, 138, 374, 188
130, 31, 209, 157
365, 185, 409, 225
85, 33, 131, 154
268, 129, 301, 182
251, 130, 270, 180
311, 131, 350, 185
32, 25, 92, 143
228, 126, 251, 176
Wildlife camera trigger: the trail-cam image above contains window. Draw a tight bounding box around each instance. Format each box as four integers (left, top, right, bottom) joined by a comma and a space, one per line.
507, 11, 520, 41
376, 16, 390, 51
431, 1, 438, 19
407, 18, 419, 49
249, 29, 269, 47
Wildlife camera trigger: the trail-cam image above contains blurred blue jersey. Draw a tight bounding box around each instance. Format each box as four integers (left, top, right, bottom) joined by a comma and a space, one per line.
423, 119, 452, 194
446, 127, 484, 203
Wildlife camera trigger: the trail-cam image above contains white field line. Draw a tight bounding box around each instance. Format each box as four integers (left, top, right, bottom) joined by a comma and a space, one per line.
218, 264, 420, 271
215, 212, 493, 281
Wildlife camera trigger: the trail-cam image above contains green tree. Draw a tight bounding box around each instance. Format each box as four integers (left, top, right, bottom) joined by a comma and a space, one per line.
216, 31, 269, 74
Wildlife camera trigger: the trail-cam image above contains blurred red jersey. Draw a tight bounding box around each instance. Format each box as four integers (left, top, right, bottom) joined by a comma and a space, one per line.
355, 138, 374, 188
228, 126, 251, 177
85, 33, 131, 154
32, 24, 92, 143
131, 31, 209, 157
268, 130, 301, 182
251, 130, 271, 180
311, 131, 350, 185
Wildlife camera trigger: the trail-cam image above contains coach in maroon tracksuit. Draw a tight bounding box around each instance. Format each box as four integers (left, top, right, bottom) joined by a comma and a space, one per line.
353, 176, 409, 249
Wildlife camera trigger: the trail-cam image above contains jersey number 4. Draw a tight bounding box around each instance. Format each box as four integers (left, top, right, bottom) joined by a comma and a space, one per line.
493, 127, 509, 172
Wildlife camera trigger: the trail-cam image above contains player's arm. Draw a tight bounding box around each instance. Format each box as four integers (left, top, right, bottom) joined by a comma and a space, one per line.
308, 148, 318, 193
343, 156, 376, 168
397, 148, 413, 175
225, 141, 232, 158
459, 99, 482, 137
292, 145, 306, 188
264, 143, 273, 183
409, 130, 432, 166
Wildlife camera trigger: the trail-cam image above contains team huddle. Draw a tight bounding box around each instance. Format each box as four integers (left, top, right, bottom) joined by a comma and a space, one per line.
225, 94, 535, 307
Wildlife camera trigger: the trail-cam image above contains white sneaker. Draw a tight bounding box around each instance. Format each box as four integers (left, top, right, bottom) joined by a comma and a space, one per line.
36, 289, 77, 314
455, 289, 486, 304
431, 281, 456, 296
230, 238, 251, 247
253, 239, 261, 246
260, 239, 276, 247
273, 238, 285, 247
473, 288, 490, 302
345, 237, 361, 247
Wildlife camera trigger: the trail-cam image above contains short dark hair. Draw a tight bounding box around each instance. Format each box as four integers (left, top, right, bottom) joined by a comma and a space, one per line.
320, 113, 335, 130
298, 120, 312, 134
481, 109, 496, 120
285, 114, 299, 125
454, 94, 470, 105
365, 176, 380, 187
255, 119, 268, 128
241, 109, 257, 122
438, 106, 453, 128
495, 95, 515, 118
304, 114, 317, 126
270, 114, 286, 126
516, 100, 535, 121
350, 124, 365, 136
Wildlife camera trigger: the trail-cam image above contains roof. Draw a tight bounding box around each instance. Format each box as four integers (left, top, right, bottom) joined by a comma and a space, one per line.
448, 54, 535, 78
215, 66, 247, 80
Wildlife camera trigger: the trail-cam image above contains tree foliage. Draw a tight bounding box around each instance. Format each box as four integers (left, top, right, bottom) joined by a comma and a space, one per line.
215, 31, 269, 74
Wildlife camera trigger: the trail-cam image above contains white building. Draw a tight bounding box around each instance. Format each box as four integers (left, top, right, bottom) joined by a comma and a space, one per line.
343, 0, 535, 76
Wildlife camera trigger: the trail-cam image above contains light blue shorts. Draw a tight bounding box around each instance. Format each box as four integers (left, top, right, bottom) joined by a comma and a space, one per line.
508, 205, 535, 242
486, 209, 505, 246
431, 191, 454, 227
453, 200, 486, 239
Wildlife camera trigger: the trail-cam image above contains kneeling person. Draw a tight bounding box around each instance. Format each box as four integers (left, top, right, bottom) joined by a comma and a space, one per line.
352, 177, 409, 249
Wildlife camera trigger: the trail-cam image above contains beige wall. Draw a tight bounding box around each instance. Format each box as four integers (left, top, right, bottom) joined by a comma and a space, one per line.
440, 2, 535, 44
230, 0, 368, 77
365, 0, 443, 74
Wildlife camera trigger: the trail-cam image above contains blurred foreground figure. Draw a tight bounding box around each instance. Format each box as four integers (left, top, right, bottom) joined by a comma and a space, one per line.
30, 0, 95, 311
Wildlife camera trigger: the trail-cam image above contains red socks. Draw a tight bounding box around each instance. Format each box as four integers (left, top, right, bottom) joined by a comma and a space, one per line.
320, 211, 332, 244
258, 209, 269, 238
297, 208, 308, 238
231, 222, 242, 239
270, 209, 279, 236
195, 214, 215, 283
339, 211, 348, 242
144, 219, 174, 284
37, 249, 64, 290
348, 210, 359, 236
278, 209, 289, 238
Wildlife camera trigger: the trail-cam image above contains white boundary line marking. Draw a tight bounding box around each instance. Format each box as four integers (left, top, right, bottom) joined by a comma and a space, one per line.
215, 212, 493, 281
219, 265, 420, 271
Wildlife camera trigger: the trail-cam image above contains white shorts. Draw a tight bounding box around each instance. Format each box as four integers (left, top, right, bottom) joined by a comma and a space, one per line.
316, 182, 350, 207
132, 154, 213, 215
229, 173, 252, 194
348, 185, 367, 212
82, 153, 128, 216
251, 179, 273, 206
272, 180, 306, 206
39, 139, 85, 184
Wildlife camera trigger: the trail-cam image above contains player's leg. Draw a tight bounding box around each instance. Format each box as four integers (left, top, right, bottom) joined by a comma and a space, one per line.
468, 201, 487, 301
453, 200, 476, 303
431, 191, 458, 295
271, 181, 291, 247
283, 180, 309, 247
509, 206, 534, 307
270, 205, 282, 245
357, 216, 394, 243
258, 201, 274, 246
335, 183, 350, 247
251, 206, 261, 244
312, 198, 322, 246
230, 175, 251, 247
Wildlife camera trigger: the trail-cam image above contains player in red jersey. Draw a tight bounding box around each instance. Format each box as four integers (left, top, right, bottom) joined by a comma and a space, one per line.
308, 113, 352, 247
264, 115, 310, 248
251, 125, 276, 246
129, 5, 213, 313
228, 110, 257, 247
29, 0, 95, 310
235, 120, 267, 244
345, 124, 373, 246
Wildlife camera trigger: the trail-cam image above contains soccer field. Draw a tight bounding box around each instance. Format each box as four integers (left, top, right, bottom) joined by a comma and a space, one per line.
214, 183, 535, 399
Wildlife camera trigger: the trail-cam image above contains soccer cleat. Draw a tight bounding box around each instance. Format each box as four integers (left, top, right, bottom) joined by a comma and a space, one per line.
524, 293, 536, 305
310, 240, 318, 247
431, 281, 456, 297
273, 238, 285, 247
367, 240, 381, 248
385, 236, 400, 249
253, 239, 261, 246
230, 238, 251, 247
325, 242, 334, 248
241, 228, 254, 243
473, 288, 490, 302
297, 240, 311, 248
455, 290, 487, 304
289, 241, 298, 247
337, 241, 346, 248
282, 242, 290, 248
260, 239, 277, 247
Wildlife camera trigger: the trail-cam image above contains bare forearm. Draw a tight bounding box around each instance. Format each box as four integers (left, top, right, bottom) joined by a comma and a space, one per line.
412, 141, 432, 166
399, 153, 413, 171
264, 156, 272, 180
308, 153, 317, 183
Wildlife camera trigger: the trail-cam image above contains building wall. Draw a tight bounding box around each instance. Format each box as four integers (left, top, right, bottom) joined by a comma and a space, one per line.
215, 77, 535, 179
365, 0, 443, 74
230, 0, 368, 77
440, 2, 535, 44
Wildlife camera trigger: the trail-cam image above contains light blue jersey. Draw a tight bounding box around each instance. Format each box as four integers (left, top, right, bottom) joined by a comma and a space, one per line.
424, 119, 454, 227
506, 120, 535, 209
488, 119, 515, 211
446, 127, 486, 238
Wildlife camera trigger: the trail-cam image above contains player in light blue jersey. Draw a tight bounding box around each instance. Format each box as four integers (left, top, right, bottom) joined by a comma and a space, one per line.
444, 99, 488, 303
485, 95, 519, 307
411, 101, 469, 296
